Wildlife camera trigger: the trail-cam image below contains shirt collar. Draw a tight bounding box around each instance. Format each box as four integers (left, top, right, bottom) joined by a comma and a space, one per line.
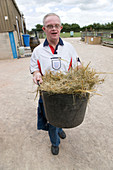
43, 37, 64, 47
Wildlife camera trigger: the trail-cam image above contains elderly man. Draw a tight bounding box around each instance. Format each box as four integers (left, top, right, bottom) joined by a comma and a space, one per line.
30, 13, 81, 155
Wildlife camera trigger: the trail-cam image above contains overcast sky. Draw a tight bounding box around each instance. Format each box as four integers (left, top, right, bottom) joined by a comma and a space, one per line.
16, 0, 113, 31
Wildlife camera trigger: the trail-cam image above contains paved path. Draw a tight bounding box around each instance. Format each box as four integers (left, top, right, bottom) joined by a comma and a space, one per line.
0, 38, 113, 170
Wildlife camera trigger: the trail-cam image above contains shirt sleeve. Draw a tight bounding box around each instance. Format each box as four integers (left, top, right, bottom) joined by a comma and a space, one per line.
30, 49, 39, 74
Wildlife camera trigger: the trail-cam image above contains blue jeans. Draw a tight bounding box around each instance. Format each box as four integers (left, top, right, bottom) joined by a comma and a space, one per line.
37, 97, 63, 146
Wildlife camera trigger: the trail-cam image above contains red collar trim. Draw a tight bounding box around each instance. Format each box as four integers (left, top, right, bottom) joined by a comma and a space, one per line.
49, 44, 55, 54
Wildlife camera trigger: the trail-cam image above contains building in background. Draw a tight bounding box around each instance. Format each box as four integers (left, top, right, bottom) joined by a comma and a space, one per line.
0, 0, 26, 59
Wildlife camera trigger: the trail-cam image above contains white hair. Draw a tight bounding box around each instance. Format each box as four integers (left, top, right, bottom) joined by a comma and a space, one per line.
43, 13, 61, 26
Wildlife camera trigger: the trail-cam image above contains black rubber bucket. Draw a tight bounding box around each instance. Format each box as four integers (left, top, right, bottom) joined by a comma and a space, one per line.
30, 37, 40, 52
42, 91, 89, 128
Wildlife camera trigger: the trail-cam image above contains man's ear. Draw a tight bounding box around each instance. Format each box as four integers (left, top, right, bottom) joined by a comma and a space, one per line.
60, 25, 63, 31
42, 26, 45, 31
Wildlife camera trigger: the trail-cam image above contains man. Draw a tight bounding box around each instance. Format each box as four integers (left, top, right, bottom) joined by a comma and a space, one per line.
30, 13, 82, 155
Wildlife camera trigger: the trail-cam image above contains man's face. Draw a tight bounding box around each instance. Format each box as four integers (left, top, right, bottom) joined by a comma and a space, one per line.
42, 15, 63, 42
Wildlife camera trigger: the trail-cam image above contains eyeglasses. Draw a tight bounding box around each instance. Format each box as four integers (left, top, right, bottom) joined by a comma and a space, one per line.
45, 24, 61, 29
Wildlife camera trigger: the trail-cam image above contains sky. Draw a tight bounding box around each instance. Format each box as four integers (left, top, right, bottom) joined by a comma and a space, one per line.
16, 0, 113, 31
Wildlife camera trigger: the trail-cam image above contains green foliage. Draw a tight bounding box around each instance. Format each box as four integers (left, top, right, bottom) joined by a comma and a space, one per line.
81, 22, 113, 31
28, 21, 113, 34
61, 23, 80, 32
35, 24, 43, 31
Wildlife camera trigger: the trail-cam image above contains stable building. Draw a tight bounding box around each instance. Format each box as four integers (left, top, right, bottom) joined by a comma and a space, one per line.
0, 0, 26, 59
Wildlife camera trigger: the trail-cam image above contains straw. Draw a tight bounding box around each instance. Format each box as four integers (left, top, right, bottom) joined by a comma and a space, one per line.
36, 63, 104, 97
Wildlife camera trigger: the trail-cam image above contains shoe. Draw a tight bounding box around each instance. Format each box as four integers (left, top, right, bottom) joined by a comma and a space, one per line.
51, 145, 59, 155
58, 130, 66, 139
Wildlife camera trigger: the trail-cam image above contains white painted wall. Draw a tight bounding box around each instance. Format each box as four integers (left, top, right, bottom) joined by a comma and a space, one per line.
0, 32, 13, 60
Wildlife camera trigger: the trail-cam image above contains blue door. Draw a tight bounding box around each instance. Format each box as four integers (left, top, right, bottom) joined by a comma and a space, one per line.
9, 32, 17, 59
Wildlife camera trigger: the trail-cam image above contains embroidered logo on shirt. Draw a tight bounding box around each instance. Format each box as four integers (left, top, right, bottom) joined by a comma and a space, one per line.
51, 57, 61, 70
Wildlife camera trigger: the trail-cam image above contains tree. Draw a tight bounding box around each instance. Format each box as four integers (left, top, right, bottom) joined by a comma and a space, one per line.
61, 23, 80, 32
71, 23, 80, 32
62, 23, 70, 32
35, 24, 43, 32
28, 21, 113, 33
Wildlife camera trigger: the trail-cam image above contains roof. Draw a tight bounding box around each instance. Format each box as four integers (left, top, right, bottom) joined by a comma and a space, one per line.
12, 0, 21, 16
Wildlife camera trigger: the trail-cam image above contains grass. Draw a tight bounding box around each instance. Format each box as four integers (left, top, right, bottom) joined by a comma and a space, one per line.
102, 38, 113, 42
60, 32, 81, 38
42, 32, 81, 39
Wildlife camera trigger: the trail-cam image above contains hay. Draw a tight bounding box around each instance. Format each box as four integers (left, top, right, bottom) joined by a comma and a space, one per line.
36, 63, 104, 97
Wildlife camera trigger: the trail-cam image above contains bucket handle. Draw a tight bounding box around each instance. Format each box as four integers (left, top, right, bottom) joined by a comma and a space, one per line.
37, 80, 40, 86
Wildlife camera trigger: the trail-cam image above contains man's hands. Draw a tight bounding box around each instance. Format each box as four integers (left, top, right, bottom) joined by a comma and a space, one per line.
33, 71, 43, 85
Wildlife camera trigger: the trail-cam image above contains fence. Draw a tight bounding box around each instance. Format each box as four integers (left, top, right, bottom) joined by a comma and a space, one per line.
81, 31, 113, 47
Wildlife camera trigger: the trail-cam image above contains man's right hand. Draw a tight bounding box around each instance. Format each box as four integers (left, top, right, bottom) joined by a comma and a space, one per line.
33, 71, 43, 85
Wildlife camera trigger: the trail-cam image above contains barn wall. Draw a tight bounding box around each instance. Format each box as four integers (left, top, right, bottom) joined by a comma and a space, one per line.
0, 0, 22, 33
0, 32, 13, 59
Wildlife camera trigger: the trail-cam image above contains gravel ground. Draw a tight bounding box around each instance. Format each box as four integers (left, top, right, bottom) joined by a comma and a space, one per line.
0, 38, 113, 170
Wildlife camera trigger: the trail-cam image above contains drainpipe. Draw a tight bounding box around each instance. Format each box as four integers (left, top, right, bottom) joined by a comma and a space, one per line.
21, 12, 24, 34
16, 16, 22, 46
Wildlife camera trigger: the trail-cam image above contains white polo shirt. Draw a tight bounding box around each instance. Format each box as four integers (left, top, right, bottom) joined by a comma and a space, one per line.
30, 38, 80, 75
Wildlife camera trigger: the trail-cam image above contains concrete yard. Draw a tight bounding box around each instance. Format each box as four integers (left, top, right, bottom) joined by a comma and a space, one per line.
0, 38, 113, 170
